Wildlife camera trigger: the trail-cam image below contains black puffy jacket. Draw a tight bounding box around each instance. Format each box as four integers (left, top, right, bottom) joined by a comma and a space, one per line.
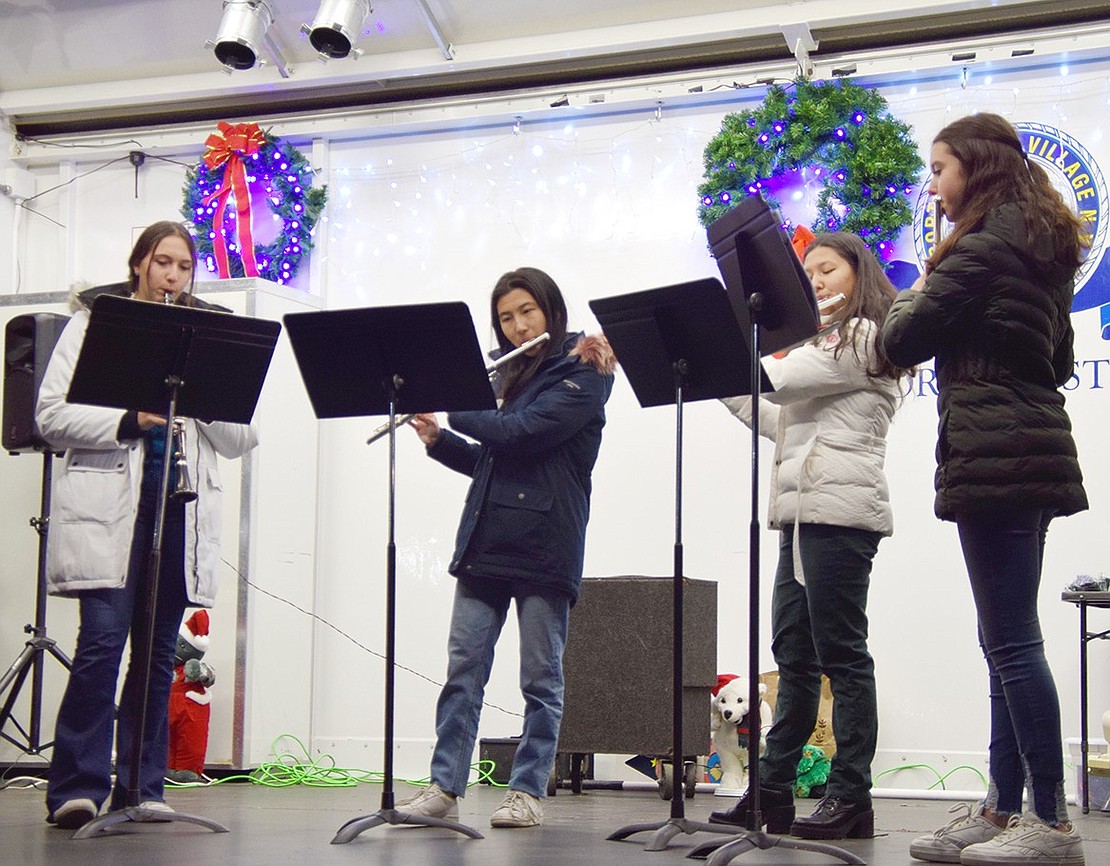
881, 203, 1087, 520
427, 333, 615, 602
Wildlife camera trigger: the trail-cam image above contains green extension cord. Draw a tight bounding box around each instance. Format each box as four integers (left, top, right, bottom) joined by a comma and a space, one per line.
164, 734, 507, 791
874, 763, 988, 791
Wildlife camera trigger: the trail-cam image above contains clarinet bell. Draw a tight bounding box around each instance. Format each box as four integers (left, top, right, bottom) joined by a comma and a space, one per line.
171, 421, 198, 503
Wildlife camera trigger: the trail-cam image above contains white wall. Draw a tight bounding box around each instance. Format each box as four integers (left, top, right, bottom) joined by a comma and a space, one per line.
0, 119, 14, 291
2, 55, 1109, 796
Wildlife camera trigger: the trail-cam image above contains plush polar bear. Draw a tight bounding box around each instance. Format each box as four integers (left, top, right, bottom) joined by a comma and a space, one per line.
711, 673, 772, 797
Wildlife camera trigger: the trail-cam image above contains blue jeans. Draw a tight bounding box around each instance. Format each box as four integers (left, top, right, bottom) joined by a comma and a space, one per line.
430, 576, 570, 799
761, 524, 881, 802
957, 508, 1068, 825
47, 495, 187, 815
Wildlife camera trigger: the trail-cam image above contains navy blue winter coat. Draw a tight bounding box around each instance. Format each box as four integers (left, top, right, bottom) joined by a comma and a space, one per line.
427, 333, 615, 603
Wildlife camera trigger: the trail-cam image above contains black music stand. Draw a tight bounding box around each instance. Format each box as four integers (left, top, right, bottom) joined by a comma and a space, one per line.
688, 196, 862, 865
64, 294, 280, 839
590, 277, 766, 852
282, 301, 496, 844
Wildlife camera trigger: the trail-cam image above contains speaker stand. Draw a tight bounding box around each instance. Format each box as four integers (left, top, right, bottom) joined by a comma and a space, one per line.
0, 451, 73, 758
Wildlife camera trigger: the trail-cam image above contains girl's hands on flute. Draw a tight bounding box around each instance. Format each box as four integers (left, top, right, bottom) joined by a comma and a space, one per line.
409, 413, 442, 446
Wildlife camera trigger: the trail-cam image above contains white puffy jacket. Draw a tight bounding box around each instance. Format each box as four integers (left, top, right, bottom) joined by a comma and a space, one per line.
35, 307, 258, 607
722, 318, 900, 538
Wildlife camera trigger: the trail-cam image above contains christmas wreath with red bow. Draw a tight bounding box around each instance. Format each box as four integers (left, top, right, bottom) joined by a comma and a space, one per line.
181, 121, 328, 284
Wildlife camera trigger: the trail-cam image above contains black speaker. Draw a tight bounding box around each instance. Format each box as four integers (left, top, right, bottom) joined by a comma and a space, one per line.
558, 576, 717, 757
3, 312, 71, 453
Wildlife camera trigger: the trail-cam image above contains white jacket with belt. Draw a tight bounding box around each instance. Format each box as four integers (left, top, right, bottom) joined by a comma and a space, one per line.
722, 318, 899, 538
35, 307, 258, 607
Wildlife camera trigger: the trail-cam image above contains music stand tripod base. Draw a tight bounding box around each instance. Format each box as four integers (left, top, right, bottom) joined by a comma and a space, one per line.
332, 808, 484, 843
72, 806, 229, 839
688, 830, 866, 865
607, 818, 739, 851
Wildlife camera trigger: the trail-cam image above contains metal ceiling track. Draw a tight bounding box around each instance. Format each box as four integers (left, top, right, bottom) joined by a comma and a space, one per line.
9, 0, 1110, 140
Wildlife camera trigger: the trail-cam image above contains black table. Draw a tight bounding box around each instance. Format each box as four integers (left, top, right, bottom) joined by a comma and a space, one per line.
1061, 590, 1110, 813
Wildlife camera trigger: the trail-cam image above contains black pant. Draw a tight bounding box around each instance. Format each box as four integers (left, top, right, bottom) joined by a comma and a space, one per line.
760, 523, 881, 801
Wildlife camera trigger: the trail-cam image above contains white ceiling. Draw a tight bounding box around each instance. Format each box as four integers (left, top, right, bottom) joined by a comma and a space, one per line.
2, 0, 779, 90
3, 0, 1109, 140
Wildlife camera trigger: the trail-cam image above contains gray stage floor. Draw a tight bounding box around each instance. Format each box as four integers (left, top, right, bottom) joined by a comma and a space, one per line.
2, 781, 1109, 866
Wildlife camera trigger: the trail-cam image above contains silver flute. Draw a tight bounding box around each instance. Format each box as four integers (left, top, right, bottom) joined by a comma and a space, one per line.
933, 196, 947, 244
366, 331, 552, 445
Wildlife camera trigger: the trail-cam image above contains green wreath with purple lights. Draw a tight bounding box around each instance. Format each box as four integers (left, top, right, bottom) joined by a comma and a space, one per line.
698, 79, 923, 263
181, 126, 327, 285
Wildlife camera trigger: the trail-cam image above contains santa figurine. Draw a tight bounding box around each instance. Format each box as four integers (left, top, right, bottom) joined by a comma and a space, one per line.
167, 609, 216, 783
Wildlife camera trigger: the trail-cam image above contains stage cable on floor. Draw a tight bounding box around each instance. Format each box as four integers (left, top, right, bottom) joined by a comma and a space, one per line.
163, 734, 506, 792
874, 763, 988, 791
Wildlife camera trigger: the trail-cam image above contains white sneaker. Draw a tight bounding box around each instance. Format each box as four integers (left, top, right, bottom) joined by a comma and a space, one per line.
395, 783, 459, 820
51, 798, 97, 830
134, 800, 175, 823
490, 790, 542, 828
959, 812, 1085, 866
910, 802, 1003, 863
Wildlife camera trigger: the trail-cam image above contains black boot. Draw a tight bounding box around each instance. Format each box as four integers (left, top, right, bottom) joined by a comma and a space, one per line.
708, 786, 795, 835
789, 795, 874, 840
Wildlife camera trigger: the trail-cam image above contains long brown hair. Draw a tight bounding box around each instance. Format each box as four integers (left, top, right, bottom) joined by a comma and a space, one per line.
805, 232, 907, 381
489, 267, 568, 404
929, 113, 1087, 268
127, 221, 198, 303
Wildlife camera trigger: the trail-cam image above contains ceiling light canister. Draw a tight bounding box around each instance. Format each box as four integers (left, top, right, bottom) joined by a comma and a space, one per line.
211, 0, 275, 71
303, 0, 372, 60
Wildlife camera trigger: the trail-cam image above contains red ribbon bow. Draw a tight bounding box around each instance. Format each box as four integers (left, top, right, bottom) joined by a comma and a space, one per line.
202, 121, 265, 278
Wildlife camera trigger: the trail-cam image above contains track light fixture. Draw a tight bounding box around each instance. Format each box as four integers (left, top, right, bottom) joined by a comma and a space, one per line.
302, 0, 372, 60
209, 0, 275, 71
